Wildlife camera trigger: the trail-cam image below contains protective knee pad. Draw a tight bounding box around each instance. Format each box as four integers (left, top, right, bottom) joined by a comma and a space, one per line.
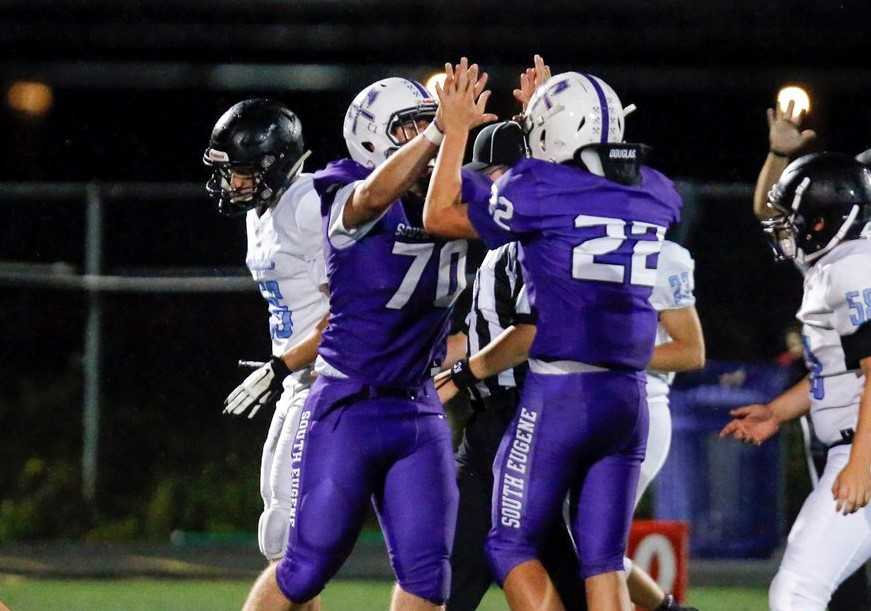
275, 552, 332, 604
484, 534, 537, 585
769, 567, 830, 611
396, 556, 451, 605
258, 505, 291, 561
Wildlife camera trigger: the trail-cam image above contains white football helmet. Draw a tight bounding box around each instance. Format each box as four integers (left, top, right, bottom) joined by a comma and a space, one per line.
343, 77, 437, 169
524, 72, 626, 174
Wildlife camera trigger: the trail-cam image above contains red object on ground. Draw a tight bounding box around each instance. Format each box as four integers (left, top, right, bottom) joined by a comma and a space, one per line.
627, 520, 690, 606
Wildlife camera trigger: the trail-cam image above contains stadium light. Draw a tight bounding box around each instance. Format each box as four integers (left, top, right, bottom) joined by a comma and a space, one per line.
424, 72, 447, 97
777, 85, 810, 118
7, 81, 53, 116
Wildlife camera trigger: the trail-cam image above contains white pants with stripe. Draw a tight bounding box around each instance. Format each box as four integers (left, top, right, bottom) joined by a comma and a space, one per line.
258, 375, 312, 561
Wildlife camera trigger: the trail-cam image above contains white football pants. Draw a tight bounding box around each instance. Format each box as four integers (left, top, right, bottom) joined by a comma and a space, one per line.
623, 396, 672, 573
769, 444, 871, 611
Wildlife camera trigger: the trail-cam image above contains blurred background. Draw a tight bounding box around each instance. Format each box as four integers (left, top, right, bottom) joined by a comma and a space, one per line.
2, 1, 871, 609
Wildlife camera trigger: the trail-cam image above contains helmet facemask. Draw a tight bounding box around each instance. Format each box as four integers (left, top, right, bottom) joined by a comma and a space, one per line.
204, 148, 310, 217
763, 177, 862, 264
344, 78, 437, 169
387, 105, 437, 148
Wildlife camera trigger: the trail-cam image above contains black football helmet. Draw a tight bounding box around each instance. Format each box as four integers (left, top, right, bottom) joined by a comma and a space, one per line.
204, 99, 309, 216
764, 152, 871, 264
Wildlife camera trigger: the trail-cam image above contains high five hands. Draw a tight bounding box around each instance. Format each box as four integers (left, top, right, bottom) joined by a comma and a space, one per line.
513, 54, 551, 112
434, 57, 498, 135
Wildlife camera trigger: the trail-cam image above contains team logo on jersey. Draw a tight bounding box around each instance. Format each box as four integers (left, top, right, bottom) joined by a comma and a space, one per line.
395, 223, 430, 240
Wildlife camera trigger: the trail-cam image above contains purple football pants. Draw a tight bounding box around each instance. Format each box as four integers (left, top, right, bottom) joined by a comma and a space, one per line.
486, 369, 648, 582
275, 375, 458, 604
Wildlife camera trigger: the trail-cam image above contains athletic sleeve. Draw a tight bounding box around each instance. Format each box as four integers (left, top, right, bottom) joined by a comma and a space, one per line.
326, 181, 391, 250
828, 252, 871, 368
650, 241, 696, 312
466, 165, 541, 250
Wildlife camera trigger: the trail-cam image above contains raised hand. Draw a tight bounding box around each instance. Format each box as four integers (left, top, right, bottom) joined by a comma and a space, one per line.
767, 99, 816, 157
434, 57, 498, 135
513, 54, 551, 111
832, 458, 871, 515
719, 404, 780, 445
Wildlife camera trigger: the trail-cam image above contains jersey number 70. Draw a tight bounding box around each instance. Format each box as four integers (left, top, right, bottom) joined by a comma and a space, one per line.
386, 241, 468, 309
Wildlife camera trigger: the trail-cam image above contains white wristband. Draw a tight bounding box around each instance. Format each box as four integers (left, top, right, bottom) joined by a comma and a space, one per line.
422, 120, 444, 146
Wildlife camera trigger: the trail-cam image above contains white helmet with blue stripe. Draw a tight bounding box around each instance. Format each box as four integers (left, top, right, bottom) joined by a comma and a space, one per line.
524, 72, 626, 172
343, 77, 438, 169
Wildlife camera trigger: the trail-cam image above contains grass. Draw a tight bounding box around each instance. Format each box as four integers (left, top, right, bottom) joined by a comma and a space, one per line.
0, 576, 767, 611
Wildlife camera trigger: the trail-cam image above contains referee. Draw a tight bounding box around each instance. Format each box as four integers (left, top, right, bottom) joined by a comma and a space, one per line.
446, 121, 586, 611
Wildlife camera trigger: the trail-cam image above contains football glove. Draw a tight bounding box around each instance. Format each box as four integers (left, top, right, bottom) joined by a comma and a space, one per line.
223, 357, 292, 419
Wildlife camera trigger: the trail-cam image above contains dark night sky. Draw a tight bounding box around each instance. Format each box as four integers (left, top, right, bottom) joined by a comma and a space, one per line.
5, 0, 871, 364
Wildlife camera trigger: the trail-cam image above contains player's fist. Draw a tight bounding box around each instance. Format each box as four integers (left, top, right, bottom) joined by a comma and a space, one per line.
832, 458, 871, 515
767, 100, 816, 157
719, 403, 780, 445
224, 357, 291, 419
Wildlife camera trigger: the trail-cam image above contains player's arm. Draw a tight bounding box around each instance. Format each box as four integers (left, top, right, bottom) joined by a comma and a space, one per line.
423, 60, 496, 239
434, 323, 535, 404
224, 313, 329, 418
719, 376, 811, 445
423, 119, 478, 238
442, 331, 468, 370
277, 313, 329, 372
343, 131, 440, 229
648, 305, 705, 371
752, 100, 816, 219
833, 357, 871, 514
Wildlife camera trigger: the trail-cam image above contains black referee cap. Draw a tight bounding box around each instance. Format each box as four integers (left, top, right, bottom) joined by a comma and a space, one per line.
464, 121, 527, 173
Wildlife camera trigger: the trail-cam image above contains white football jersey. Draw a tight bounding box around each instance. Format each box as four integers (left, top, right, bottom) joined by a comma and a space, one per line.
646, 240, 696, 401
245, 173, 329, 374
798, 238, 871, 446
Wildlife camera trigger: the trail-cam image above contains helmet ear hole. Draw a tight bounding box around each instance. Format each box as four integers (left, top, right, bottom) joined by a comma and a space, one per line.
362, 142, 375, 153
577, 117, 586, 132
539, 130, 547, 151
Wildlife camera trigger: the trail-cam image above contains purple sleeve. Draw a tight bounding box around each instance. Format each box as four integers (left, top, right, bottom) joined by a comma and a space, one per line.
313, 159, 372, 217
459, 169, 512, 248
467, 166, 541, 249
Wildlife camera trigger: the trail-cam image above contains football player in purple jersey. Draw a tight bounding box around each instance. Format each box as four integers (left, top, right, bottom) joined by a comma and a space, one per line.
241, 60, 495, 611
424, 60, 682, 611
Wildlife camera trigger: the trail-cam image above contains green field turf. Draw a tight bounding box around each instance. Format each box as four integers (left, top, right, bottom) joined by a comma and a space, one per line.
0, 576, 767, 611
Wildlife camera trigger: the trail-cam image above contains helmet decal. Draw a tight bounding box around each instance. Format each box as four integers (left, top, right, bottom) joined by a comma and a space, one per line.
791, 176, 811, 211
582, 73, 609, 144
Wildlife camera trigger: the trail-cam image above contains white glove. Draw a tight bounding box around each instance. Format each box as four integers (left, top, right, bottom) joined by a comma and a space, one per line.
223, 357, 292, 419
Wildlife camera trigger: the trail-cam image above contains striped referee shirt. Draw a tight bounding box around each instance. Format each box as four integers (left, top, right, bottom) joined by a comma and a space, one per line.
466, 241, 534, 398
